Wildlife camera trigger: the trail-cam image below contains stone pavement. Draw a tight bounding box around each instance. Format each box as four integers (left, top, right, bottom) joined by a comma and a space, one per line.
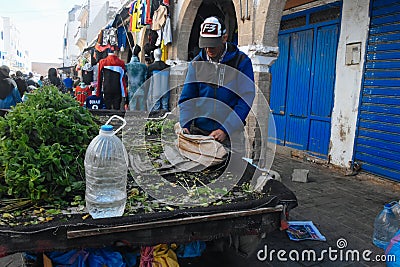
181, 151, 400, 267
1, 151, 399, 267
260, 151, 400, 267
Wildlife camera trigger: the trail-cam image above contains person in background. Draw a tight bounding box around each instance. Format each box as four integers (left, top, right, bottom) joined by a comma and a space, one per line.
85, 89, 105, 110
43, 68, 66, 93
97, 49, 127, 110
0, 65, 22, 109
126, 45, 147, 111
26, 72, 38, 88
147, 48, 170, 112
73, 76, 81, 88
63, 74, 74, 95
14, 70, 28, 98
37, 76, 44, 87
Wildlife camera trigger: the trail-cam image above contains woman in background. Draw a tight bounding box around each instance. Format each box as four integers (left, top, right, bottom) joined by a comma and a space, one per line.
0, 65, 22, 109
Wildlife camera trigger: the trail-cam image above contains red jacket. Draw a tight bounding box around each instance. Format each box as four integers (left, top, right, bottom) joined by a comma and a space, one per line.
97, 54, 127, 97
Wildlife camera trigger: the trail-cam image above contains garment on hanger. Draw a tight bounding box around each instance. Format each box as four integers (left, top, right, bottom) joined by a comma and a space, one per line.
75, 83, 92, 106
162, 16, 172, 45
129, 0, 141, 32
152, 5, 168, 31
118, 26, 126, 50
97, 54, 127, 98
146, 0, 152, 25
102, 27, 118, 46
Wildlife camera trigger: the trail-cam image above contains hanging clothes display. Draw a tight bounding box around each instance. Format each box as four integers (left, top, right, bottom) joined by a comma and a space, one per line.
152, 4, 168, 31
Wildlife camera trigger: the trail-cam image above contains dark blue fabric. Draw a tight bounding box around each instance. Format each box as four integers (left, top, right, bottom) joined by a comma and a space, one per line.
176, 241, 206, 258
63, 77, 74, 89
118, 26, 127, 49
178, 43, 255, 135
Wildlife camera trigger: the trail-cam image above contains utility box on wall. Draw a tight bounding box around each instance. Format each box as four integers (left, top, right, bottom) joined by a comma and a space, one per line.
345, 42, 361, 65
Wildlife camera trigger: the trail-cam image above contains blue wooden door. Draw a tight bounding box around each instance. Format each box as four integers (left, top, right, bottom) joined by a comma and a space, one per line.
354, 0, 400, 181
309, 24, 339, 157
285, 30, 314, 150
270, 6, 340, 158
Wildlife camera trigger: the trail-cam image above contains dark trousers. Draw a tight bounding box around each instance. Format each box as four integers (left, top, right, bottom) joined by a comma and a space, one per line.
104, 95, 122, 110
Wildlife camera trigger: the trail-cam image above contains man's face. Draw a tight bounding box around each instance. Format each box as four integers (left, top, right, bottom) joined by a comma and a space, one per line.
205, 44, 224, 60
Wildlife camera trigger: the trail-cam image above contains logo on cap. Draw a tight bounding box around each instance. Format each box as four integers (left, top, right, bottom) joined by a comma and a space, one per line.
201, 23, 219, 36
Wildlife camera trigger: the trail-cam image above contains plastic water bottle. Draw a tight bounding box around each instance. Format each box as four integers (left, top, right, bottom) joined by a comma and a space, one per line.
373, 203, 399, 249
390, 201, 400, 220
85, 115, 128, 219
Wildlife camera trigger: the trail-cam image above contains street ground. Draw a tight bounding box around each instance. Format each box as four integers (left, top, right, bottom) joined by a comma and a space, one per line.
179, 151, 400, 267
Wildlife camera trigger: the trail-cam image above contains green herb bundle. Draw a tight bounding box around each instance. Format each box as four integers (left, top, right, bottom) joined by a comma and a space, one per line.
0, 86, 98, 202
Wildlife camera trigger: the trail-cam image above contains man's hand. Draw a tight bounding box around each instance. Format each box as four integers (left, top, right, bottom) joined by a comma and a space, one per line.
209, 129, 226, 142
182, 128, 190, 134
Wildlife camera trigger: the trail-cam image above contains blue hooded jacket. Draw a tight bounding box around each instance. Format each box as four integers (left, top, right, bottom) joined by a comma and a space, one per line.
178, 43, 255, 136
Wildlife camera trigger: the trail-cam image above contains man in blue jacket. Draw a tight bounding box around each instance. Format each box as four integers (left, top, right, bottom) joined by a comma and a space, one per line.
178, 17, 259, 257
178, 16, 255, 156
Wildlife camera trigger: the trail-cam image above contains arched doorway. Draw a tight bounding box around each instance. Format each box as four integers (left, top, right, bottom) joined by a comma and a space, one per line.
187, 0, 237, 60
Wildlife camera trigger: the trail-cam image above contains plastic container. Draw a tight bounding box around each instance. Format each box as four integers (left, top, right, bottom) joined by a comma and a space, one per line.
373, 203, 399, 249
85, 115, 128, 219
390, 201, 400, 220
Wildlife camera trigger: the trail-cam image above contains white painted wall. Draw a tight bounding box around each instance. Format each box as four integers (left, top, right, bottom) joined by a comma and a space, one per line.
329, 0, 370, 167
65, 6, 82, 67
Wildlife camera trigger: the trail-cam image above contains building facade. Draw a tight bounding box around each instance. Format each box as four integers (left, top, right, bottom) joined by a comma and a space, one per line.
69, 0, 400, 182
1, 17, 30, 73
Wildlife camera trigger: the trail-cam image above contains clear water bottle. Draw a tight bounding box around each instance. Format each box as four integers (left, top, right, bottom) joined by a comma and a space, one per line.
373, 203, 399, 249
85, 115, 128, 219
390, 201, 400, 220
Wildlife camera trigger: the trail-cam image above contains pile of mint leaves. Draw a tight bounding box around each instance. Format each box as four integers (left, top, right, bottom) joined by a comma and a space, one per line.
0, 86, 98, 204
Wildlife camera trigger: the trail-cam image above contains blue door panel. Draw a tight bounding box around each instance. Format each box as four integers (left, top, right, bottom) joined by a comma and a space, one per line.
285, 30, 313, 150
372, 2, 400, 16
360, 104, 400, 115
359, 162, 400, 182
269, 115, 286, 145
357, 138, 400, 154
286, 116, 309, 150
311, 25, 338, 118
269, 7, 339, 158
286, 30, 313, 118
364, 70, 400, 78
355, 152, 400, 174
358, 129, 400, 143
308, 120, 331, 157
359, 120, 400, 134
270, 35, 290, 115
362, 96, 400, 105
363, 88, 400, 96
373, 0, 399, 8
370, 13, 400, 26
355, 0, 400, 181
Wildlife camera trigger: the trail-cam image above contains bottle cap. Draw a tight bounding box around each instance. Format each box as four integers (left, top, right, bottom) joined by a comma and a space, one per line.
101, 125, 114, 131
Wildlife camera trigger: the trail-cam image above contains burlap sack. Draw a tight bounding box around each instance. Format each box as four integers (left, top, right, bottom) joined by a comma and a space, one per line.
174, 123, 228, 167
